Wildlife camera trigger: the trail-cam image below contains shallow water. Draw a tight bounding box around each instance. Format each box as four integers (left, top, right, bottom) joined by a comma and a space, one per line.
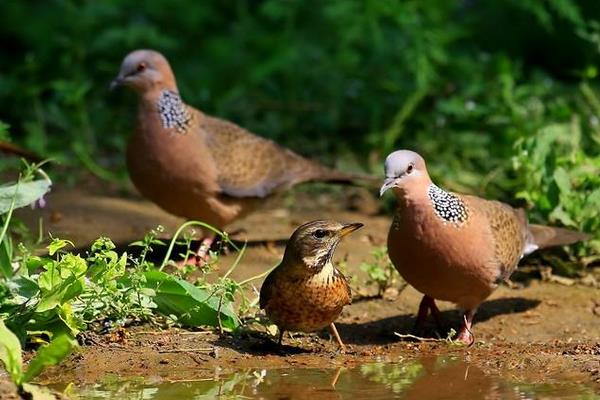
59, 356, 599, 400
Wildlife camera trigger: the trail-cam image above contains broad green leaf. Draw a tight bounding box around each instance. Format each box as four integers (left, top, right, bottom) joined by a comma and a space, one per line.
22, 334, 77, 383
0, 319, 23, 385
0, 179, 51, 215
552, 167, 571, 194
143, 270, 238, 329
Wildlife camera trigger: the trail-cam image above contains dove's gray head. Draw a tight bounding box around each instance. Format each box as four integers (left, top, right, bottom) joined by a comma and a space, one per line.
379, 150, 429, 196
111, 49, 177, 93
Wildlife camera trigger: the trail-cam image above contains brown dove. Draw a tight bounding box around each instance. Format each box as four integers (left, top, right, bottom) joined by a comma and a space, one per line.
379, 150, 590, 344
111, 50, 373, 257
260, 220, 362, 350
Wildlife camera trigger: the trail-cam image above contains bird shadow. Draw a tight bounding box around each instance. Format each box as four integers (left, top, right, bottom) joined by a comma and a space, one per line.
209, 330, 314, 356
336, 296, 541, 345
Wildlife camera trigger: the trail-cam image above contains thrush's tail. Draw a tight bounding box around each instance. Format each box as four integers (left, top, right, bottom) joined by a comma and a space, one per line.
528, 224, 591, 250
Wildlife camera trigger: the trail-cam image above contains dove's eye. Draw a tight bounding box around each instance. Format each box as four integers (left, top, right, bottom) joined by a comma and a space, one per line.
136, 63, 146, 73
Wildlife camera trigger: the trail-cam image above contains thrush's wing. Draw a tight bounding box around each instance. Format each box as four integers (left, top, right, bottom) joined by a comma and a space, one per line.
199, 115, 367, 198
467, 196, 527, 281
259, 265, 280, 310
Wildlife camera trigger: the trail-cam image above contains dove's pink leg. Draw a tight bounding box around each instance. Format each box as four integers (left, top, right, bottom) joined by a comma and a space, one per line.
415, 295, 442, 331
456, 309, 476, 346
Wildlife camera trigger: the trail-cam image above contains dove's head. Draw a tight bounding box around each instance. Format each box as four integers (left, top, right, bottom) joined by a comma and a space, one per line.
283, 220, 363, 273
111, 49, 177, 93
379, 150, 430, 197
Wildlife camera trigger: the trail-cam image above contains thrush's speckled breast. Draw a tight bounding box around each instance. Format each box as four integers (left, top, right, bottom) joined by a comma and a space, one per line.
259, 220, 362, 349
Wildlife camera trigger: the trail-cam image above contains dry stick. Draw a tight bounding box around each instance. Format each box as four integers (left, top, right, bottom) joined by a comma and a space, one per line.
393, 332, 450, 342
158, 348, 214, 353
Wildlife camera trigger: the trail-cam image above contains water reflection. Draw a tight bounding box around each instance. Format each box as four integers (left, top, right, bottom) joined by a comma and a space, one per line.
63, 356, 599, 400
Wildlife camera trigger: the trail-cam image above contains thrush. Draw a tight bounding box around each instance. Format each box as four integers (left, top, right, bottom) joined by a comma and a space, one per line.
380, 150, 590, 345
111, 50, 374, 259
259, 220, 362, 350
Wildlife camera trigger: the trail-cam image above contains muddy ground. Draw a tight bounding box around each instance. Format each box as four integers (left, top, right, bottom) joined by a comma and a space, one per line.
4, 183, 600, 396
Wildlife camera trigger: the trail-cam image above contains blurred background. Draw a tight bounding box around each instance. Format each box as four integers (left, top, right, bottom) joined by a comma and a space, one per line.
0, 0, 599, 257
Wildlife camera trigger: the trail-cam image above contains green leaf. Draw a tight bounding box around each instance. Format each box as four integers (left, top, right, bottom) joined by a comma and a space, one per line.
0, 180, 51, 215
22, 334, 77, 383
0, 230, 12, 279
553, 167, 571, 194
143, 270, 239, 329
0, 319, 23, 385
21, 383, 58, 400
47, 239, 74, 256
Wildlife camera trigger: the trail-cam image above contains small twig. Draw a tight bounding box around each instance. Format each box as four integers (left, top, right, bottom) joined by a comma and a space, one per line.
393, 332, 450, 342
238, 264, 278, 286
158, 348, 214, 353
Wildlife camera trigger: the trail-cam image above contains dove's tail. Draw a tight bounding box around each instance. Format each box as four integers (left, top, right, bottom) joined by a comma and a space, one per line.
527, 224, 591, 254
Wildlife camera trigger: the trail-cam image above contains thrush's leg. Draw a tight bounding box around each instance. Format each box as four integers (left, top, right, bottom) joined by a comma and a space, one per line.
329, 323, 346, 352
455, 309, 476, 346
278, 329, 285, 346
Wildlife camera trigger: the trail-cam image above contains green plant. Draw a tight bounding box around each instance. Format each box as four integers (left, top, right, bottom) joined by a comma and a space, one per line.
0, 319, 76, 398
359, 246, 399, 297
512, 115, 600, 270
0, 161, 52, 279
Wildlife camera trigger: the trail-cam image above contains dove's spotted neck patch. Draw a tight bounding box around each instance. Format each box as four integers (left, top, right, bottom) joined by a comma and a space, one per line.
427, 184, 468, 223
157, 90, 192, 133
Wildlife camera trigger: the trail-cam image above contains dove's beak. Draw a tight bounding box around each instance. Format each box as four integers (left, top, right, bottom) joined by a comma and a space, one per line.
109, 76, 124, 91
379, 177, 397, 197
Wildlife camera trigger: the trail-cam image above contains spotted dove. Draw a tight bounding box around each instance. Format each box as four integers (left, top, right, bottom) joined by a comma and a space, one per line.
111, 50, 373, 239
380, 150, 590, 344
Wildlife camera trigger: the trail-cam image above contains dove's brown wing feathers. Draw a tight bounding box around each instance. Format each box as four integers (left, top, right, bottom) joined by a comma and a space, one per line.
467, 196, 527, 281
199, 115, 369, 198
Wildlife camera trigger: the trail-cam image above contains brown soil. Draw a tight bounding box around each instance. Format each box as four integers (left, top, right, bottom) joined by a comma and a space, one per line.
6, 184, 600, 397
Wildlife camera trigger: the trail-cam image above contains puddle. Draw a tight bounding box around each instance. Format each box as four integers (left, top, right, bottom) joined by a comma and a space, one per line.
53, 357, 599, 400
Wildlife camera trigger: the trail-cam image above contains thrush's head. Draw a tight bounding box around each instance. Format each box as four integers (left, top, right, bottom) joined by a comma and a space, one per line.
283, 220, 363, 272
379, 149, 430, 197
111, 49, 177, 93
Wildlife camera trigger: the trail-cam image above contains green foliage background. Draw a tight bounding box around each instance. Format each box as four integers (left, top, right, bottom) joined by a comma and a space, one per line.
0, 0, 599, 259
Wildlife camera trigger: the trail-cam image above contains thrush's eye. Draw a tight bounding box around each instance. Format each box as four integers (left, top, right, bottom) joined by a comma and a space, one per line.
406, 164, 414, 174
313, 229, 327, 239
136, 63, 146, 73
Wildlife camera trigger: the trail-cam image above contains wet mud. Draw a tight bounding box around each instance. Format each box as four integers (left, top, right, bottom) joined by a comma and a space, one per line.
7, 185, 600, 398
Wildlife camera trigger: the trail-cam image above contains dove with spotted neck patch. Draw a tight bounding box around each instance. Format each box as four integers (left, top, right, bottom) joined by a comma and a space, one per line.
380, 149, 590, 345
111, 49, 375, 261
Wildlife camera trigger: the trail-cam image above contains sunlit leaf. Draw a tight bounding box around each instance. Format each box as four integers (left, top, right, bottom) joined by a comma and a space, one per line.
143, 270, 239, 329
0, 319, 23, 385
22, 334, 77, 383
0, 180, 51, 214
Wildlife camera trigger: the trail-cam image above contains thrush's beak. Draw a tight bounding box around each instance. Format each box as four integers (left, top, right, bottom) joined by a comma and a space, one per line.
109, 76, 124, 91
338, 222, 363, 238
379, 177, 397, 197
